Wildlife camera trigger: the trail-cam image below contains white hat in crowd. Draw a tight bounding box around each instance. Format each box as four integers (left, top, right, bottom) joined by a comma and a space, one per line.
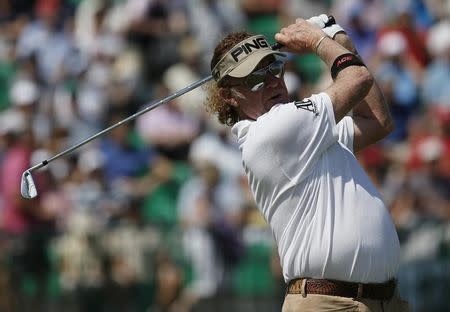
426, 20, 450, 57
377, 31, 407, 57
0, 109, 27, 135
417, 136, 444, 163
10, 78, 39, 106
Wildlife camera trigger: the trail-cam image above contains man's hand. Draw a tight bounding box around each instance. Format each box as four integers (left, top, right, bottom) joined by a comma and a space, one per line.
275, 18, 326, 54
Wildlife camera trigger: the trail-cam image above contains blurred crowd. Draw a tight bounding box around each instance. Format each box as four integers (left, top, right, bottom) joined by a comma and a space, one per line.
0, 0, 449, 311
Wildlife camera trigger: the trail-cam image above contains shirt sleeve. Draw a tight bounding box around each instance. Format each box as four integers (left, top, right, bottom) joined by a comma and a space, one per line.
251, 92, 338, 183
336, 116, 354, 152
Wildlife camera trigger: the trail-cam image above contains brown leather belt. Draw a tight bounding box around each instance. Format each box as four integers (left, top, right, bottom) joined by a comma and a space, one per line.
287, 278, 396, 300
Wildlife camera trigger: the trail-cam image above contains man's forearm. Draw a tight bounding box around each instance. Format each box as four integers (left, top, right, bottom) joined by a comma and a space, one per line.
353, 79, 394, 132
316, 36, 373, 122
333, 33, 394, 141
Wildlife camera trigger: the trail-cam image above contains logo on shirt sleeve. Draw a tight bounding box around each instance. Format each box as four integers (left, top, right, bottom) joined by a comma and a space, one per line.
294, 99, 319, 117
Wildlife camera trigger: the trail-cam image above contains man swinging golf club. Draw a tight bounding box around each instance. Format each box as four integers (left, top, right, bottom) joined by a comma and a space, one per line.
205, 14, 409, 312
19, 12, 409, 311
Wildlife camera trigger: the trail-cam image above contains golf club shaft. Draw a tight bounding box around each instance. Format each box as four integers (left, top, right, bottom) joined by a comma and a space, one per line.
27, 75, 214, 173
25, 37, 292, 174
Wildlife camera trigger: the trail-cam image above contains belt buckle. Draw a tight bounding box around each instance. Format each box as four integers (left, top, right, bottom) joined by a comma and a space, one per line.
301, 278, 307, 298
354, 283, 363, 300
286, 278, 304, 296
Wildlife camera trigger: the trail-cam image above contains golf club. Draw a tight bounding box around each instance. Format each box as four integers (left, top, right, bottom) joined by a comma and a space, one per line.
20, 16, 336, 199
21, 75, 213, 199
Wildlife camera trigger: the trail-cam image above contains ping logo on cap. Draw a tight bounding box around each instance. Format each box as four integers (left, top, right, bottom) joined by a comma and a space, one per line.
211, 35, 285, 83
230, 37, 270, 62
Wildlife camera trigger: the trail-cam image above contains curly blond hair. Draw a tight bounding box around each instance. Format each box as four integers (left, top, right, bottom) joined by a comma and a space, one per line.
204, 31, 254, 126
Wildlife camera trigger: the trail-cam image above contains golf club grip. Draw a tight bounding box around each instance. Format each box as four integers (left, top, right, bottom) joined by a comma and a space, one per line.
271, 15, 336, 51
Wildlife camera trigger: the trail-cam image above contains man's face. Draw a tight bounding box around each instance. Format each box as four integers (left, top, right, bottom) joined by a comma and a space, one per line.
226, 56, 289, 120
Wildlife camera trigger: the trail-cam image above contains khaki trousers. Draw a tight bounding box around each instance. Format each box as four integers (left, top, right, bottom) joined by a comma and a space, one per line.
282, 291, 409, 312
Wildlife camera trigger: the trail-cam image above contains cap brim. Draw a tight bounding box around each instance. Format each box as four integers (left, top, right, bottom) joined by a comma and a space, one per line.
227, 50, 286, 78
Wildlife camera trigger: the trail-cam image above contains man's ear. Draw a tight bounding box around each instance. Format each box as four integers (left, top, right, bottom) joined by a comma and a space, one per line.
219, 87, 239, 108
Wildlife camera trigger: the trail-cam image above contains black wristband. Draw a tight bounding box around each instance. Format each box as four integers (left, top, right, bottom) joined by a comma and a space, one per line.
331, 53, 365, 80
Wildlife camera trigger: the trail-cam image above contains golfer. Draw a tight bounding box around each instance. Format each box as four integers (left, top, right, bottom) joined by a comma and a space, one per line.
205, 15, 409, 312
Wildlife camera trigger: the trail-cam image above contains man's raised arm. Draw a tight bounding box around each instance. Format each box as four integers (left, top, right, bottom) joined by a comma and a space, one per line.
275, 19, 374, 126
333, 32, 394, 153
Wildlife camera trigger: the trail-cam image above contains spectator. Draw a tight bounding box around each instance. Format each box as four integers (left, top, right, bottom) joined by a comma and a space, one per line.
344, 7, 377, 61
16, 0, 76, 84
0, 109, 34, 234
186, 0, 245, 72
177, 161, 245, 308
0, 109, 58, 312
101, 112, 150, 180
422, 19, 450, 107
189, 119, 243, 180
136, 84, 200, 161
375, 31, 419, 142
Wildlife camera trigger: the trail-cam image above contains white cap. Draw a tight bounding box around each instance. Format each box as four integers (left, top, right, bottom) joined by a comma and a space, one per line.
10, 79, 39, 106
377, 31, 407, 56
417, 137, 444, 162
78, 147, 104, 174
426, 20, 450, 56
0, 109, 27, 134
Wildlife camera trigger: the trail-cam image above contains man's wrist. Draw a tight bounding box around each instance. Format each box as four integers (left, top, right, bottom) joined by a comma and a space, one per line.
331, 53, 366, 80
333, 33, 358, 55
314, 35, 328, 54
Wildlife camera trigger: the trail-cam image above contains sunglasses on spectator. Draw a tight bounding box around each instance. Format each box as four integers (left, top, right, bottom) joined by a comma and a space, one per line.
233, 60, 285, 92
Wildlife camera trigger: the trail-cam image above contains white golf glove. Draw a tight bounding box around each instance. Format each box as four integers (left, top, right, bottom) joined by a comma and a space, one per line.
307, 14, 345, 38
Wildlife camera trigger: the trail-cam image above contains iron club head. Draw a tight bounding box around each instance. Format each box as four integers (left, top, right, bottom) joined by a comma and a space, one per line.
21, 170, 38, 199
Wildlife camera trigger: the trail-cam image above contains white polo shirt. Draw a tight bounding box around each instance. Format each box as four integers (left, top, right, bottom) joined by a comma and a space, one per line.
231, 92, 400, 283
